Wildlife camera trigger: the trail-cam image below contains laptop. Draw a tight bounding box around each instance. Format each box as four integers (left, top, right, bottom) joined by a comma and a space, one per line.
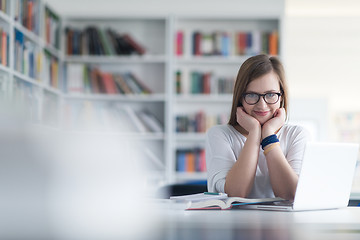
241, 142, 359, 211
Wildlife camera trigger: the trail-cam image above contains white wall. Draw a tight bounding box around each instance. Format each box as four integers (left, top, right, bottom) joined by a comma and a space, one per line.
284, 0, 360, 140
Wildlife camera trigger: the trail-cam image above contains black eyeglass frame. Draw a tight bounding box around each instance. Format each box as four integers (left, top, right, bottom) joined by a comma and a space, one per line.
242, 92, 282, 105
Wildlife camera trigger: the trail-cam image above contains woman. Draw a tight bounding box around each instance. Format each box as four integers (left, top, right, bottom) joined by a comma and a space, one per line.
206, 54, 310, 200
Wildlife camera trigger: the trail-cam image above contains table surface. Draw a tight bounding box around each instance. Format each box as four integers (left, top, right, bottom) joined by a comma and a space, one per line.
142, 201, 360, 240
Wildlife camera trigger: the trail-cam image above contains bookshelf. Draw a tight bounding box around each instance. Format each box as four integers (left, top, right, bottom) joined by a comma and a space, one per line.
171, 16, 281, 182
0, 0, 62, 128
3, 1, 283, 186
61, 16, 169, 183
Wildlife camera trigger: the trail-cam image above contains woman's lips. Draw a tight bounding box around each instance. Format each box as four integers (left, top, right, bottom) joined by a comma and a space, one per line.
254, 111, 269, 117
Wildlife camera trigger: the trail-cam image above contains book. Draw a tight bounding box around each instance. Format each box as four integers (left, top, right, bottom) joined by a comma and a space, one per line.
170, 192, 228, 202
122, 34, 146, 55
137, 110, 163, 132
186, 196, 285, 210
66, 63, 84, 94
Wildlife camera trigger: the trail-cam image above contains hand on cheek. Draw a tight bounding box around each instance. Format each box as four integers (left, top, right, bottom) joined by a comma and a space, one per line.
236, 107, 261, 134
262, 108, 286, 138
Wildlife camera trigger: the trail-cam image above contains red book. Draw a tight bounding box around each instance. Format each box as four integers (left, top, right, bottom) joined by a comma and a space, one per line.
203, 72, 211, 94
27, 1, 33, 31
238, 32, 247, 55
195, 32, 202, 56
66, 28, 73, 55
122, 34, 146, 55
102, 73, 118, 94
176, 30, 184, 56
199, 149, 206, 172
2, 31, 7, 66
46, 17, 50, 44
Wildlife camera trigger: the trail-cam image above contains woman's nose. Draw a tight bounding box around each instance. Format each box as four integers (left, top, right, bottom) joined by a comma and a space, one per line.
256, 96, 267, 107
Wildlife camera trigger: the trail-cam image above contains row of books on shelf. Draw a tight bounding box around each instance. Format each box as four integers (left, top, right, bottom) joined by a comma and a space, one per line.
14, 29, 40, 79
63, 101, 163, 133
43, 50, 59, 88
15, 30, 60, 88
176, 148, 206, 172
176, 111, 228, 133
65, 26, 146, 56
66, 64, 152, 95
14, 0, 40, 35
176, 70, 234, 94
175, 30, 278, 56
0, 27, 8, 67
44, 6, 60, 49
0, 0, 8, 14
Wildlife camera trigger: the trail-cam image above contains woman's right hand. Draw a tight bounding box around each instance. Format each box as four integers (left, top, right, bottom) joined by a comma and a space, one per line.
236, 107, 261, 135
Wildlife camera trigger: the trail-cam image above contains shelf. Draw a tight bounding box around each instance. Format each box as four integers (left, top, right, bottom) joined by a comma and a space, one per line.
62, 130, 165, 140
0, 10, 11, 23
176, 172, 207, 181
64, 93, 166, 102
175, 94, 232, 103
65, 55, 167, 64
44, 43, 62, 58
0, 64, 11, 74
43, 85, 63, 95
13, 71, 42, 87
175, 133, 206, 141
175, 55, 250, 64
12, 69, 62, 96
14, 22, 41, 44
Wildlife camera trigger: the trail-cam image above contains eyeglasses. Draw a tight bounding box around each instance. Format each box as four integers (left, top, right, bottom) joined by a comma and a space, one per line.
242, 92, 282, 105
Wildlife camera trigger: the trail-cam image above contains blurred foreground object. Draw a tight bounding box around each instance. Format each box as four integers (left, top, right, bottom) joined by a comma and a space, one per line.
0, 104, 159, 239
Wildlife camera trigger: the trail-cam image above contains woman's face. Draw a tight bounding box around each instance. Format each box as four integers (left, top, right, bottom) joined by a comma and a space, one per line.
242, 71, 281, 125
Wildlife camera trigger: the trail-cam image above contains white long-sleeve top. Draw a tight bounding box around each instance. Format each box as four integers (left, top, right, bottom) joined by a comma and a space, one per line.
206, 124, 310, 198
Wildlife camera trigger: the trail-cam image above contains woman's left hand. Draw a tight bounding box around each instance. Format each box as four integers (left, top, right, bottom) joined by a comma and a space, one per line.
262, 108, 286, 138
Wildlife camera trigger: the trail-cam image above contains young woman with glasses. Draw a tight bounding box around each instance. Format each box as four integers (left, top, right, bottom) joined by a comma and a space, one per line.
206, 54, 310, 200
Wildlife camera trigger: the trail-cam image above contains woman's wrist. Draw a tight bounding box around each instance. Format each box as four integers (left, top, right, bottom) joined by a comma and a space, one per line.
261, 128, 274, 139
248, 125, 262, 143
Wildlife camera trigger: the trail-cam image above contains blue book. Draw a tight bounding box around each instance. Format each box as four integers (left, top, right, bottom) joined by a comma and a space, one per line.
176, 150, 186, 172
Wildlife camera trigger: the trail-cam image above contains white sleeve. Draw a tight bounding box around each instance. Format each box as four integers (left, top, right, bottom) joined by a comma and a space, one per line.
205, 126, 238, 193
284, 126, 311, 175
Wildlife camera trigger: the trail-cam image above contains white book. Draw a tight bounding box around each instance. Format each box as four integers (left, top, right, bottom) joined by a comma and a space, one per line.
187, 197, 285, 210
66, 63, 84, 94
123, 105, 148, 133
144, 147, 164, 170
170, 192, 228, 203
137, 110, 163, 132
182, 68, 190, 95
252, 30, 261, 55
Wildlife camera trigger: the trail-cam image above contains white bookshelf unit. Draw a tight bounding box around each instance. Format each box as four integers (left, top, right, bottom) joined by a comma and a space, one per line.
171, 16, 281, 182
1, 0, 62, 128
4, 1, 283, 186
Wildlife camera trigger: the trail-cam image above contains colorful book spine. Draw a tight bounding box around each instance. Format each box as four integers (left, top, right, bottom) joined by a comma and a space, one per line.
186, 29, 279, 56
175, 111, 229, 133
176, 148, 206, 173
176, 70, 234, 94
66, 64, 152, 95
65, 26, 146, 56
176, 30, 184, 56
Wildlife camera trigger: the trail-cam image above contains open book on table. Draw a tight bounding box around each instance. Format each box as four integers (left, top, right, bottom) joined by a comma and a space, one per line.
186, 196, 285, 210
170, 192, 228, 202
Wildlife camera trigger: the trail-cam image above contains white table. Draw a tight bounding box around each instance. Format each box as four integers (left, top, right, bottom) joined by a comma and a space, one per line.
145, 202, 360, 240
